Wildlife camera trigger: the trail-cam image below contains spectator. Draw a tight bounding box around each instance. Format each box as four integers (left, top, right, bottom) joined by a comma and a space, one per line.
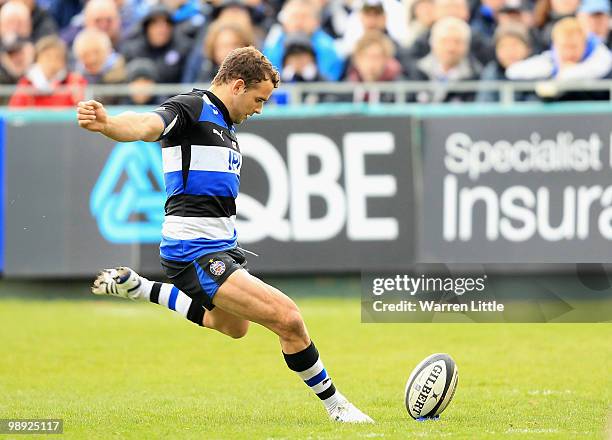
537, 0, 579, 48
12, 0, 58, 42
47, 0, 83, 30
403, 0, 435, 48
182, 21, 254, 83
576, 0, 611, 47
52, 0, 142, 42
118, 0, 152, 40
532, 0, 551, 29
121, 57, 162, 105
319, 0, 352, 39
244, 0, 282, 32
338, 0, 407, 56
0, 36, 34, 86
507, 17, 612, 100
121, 5, 191, 84
210, 0, 258, 37
282, 32, 326, 82
281, 32, 331, 103
9, 35, 87, 107
400, 0, 494, 67
470, 0, 505, 38
72, 29, 125, 102
345, 31, 403, 103
337, 0, 403, 57
263, 0, 344, 80
497, 0, 531, 27
407, 16, 481, 102
496, 0, 542, 52
0, 2, 33, 43
61, 0, 122, 49
161, 0, 206, 41
476, 23, 531, 101
210, 0, 274, 34
182, 0, 258, 85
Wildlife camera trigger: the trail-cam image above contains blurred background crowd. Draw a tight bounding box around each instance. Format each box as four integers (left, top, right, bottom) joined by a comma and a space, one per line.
1, 0, 611, 106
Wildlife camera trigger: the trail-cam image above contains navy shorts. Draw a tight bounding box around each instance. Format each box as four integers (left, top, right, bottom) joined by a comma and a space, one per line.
160, 248, 247, 311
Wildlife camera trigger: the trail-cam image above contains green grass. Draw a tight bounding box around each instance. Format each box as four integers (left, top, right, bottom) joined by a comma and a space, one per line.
0, 294, 610, 439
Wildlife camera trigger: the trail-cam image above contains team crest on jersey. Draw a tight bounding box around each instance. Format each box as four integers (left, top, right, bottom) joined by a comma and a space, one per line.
209, 260, 226, 276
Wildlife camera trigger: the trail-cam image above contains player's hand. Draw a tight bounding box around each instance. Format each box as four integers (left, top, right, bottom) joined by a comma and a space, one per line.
77, 100, 108, 132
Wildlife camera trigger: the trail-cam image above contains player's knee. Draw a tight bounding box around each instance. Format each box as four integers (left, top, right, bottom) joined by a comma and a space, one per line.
227, 321, 249, 339
278, 308, 306, 339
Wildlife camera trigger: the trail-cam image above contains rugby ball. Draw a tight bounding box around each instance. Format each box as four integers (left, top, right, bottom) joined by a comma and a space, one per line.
405, 353, 458, 419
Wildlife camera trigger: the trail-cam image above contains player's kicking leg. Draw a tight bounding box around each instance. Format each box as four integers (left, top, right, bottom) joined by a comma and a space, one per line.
91, 267, 249, 338
92, 266, 373, 423
212, 269, 374, 423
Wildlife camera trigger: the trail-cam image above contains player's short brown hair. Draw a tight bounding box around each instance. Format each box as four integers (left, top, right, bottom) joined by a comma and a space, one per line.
212, 46, 280, 89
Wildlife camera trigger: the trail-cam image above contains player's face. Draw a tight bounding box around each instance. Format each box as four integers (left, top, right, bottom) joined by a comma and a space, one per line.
231, 79, 275, 124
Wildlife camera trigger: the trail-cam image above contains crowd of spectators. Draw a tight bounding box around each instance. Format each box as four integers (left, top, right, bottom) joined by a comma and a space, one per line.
1, 0, 612, 106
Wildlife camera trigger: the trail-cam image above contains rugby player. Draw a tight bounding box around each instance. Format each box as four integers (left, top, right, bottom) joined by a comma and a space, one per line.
76, 47, 373, 423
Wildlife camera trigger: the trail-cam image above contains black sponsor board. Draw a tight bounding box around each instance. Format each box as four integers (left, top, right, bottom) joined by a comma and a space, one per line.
419, 113, 612, 263
4, 116, 416, 276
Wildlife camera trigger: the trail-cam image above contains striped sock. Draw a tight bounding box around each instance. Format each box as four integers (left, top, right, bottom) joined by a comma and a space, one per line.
136, 279, 205, 326
283, 341, 341, 411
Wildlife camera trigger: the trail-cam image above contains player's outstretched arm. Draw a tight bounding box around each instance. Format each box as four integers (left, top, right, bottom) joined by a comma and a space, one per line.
76, 100, 164, 142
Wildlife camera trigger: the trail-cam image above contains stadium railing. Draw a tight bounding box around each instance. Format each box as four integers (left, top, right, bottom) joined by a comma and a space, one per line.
1, 79, 612, 105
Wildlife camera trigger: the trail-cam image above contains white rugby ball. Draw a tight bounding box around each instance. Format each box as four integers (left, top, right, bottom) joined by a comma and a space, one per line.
405, 353, 458, 419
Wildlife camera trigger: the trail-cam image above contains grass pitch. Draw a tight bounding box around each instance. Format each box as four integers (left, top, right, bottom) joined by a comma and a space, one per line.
0, 279, 610, 439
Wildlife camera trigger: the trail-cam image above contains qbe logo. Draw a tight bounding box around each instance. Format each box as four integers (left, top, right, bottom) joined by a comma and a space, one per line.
235, 132, 399, 243
91, 132, 400, 244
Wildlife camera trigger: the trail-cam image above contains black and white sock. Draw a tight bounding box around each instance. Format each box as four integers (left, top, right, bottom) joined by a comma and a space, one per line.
283, 341, 341, 411
135, 279, 205, 326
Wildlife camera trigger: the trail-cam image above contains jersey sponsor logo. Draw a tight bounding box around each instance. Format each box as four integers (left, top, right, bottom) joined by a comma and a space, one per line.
228, 150, 241, 172
90, 141, 164, 243
209, 259, 226, 276
213, 128, 224, 141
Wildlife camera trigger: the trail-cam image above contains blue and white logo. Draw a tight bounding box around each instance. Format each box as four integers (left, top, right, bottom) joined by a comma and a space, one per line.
209, 260, 226, 276
90, 141, 165, 243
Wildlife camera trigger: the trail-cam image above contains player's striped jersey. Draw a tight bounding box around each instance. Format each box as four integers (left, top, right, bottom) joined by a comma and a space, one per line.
152, 89, 242, 262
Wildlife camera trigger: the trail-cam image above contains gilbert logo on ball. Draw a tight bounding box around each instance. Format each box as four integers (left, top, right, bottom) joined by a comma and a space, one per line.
405, 353, 458, 420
